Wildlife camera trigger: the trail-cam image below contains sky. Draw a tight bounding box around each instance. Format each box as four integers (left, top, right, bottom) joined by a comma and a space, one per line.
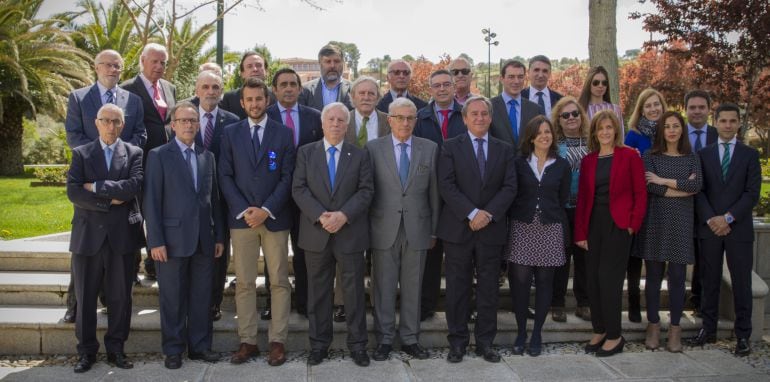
39, 0, 658, 67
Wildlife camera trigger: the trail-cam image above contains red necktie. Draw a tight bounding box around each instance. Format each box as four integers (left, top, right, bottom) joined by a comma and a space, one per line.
440, 109, 451, 139
285, 108, 296, 146
152, 82, 167, 121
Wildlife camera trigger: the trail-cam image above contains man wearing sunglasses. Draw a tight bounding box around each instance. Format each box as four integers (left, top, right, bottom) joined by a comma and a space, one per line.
521, 55, 563, 116
376, 59, 428, 113
449, 57, 478, 106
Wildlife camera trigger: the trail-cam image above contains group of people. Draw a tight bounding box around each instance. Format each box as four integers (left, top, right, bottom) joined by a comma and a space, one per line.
63, 41, 760, 374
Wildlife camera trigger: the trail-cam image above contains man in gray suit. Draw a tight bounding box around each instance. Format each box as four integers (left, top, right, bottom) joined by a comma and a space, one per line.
490, 60, 543, 155
298, 44, 353, 111
292, 102, 374, 367
367, 97, 439, 362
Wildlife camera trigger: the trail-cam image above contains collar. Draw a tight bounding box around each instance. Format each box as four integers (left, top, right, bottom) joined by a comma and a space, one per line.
355, 109, 377, 124
433, 100, 456, 112
248, 114, 268, 129
468, 131, 489, 142
277, 102, 299, 113
139, 73, 158, 88
174, 136, 195, 152
320, 77, 341, 90
718, 136, 737, 146
529, 85, 549, 97
390, 89, 408, 99
199, 106, 218, 119
392, 134, 413, 146
95, 81, 118, 98
688, 123, 708, 133
501, 92, 521, 105
99, 138, 120, 151
323, 138, 344, 152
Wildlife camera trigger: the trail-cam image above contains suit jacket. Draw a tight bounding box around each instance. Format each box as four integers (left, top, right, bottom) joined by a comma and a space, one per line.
218, 118, 296, 231
366, 135, 440, 250
436, 133, 517, 245
413, 101, 467, 147
144, 141, 224, 258
67, 139, 144, 256
121, 75, 176, 155
179, 98, 241, 160
266, 103, 323, 147
344, 110, 390, 146
574, 146, 647, 242
521, 87, 563, 114
489, 95, 543, 155
292, 140, 374, 253
219, 87, 276, 120
298, 78, 353, 111
65, 84, 147, 149
376, 92, 428, 114
696, 141, 761, 241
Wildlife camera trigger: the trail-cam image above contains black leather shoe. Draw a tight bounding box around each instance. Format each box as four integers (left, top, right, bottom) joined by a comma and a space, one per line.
261, 307, 272, 321
475, 347, 501, 363
628, 309, 642, 323
585, 337, 606, 354
735, 338, 751, 356
189, 350, 220, 363
596, 337, 625, 357
420, 310, 435, 322
165, 354, 182, 369
528, 334, 542, 357
447, 346, 465, 363
73, 354, 96, 373
372, 344, 392, 361
62, 309, 76, 324
351, 350, 370, 367
688, 328, 717, 346
402, 343, 429, 359
211, 306, 222, 321
106, 352, 133, 369
333, 305, 346, 322
307, 349, 328, 365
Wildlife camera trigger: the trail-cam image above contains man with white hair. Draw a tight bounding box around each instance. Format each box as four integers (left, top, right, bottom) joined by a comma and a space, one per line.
376, 59, 427, 113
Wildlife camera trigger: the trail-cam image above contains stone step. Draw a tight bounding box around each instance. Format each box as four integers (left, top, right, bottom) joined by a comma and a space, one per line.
0, 305, 735, 355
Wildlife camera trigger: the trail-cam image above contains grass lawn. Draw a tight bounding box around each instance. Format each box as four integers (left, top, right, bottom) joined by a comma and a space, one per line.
0, 175, 72, 240
763, 182, 770, 196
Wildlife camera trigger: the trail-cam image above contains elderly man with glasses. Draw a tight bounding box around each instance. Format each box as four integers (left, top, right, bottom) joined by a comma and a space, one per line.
376, 59, 428, 113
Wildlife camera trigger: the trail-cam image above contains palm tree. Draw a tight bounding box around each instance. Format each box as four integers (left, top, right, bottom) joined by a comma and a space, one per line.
0, 0, 92, 175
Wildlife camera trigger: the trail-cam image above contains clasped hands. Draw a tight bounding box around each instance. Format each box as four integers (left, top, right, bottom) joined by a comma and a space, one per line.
319, 211, 348, 233
243, 206, 269, 228
707, 215, 731, 236
469, 209, 492, 231
83, 182, 124, 205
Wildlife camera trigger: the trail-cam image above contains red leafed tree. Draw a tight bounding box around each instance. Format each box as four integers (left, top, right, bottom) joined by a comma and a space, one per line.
408, 54, 452, 101
549, 64, 588, 99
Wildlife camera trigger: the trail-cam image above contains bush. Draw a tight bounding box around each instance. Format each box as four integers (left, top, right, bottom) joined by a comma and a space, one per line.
32, 166, 69, 184
24, 125, 70, 165
761, 159, 770, 179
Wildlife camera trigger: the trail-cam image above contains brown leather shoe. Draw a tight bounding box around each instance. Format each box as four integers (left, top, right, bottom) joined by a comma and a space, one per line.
268, 342, 286, 366
230, 343, 259, 364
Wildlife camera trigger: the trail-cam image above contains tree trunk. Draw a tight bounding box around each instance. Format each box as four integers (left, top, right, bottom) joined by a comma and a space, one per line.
589, 0, 621, 110
0, 96, 26, 175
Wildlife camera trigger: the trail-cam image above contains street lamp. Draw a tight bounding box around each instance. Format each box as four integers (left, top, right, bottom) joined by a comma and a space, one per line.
482, 28, 498, 98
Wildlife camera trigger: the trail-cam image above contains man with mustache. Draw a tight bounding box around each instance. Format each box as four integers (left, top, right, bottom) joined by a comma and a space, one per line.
298, 44, 353, 111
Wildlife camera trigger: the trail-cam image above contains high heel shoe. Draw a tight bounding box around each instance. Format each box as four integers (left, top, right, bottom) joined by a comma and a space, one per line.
584, 336, 606, 354
596, 336, 625, 357
528, 333, 542, 357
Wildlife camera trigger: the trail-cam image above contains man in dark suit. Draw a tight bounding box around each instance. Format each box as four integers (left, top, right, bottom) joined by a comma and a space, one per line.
490, 60, 543, 155
449, 57, 478, 106
685, 89, 718, 315
376, 59, 428, 113
298, 44, 353, 111
219, 51, 275, 119
266, 67, 323, 318
413, 70, 467, 321
67, 104, 144, 373
690, 102, 760, 356
292, 102, 374, 367
219, 78, 295, 367
438, 96, 517, 364
521, 55, 563, 116
121, 42, 177, 282
144, 101, 225, 369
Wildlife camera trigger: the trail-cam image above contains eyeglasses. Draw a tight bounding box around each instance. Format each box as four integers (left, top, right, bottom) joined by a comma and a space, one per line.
173, 118, 199, 125
451, 68, 471, 76
430, 82, 453, 89
389, 70, 411, 76
560, 110, 581, 119
591, 80, 609, 87
389, 115, 417, 123
97, 118, 123, 126
97, 62, 123, 71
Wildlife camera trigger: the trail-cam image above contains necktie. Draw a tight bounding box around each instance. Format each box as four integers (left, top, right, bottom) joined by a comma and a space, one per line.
252, 125, 261, 159
693, 130, 703, 151
398, 142, 409, 188
105, 89, 114, 105
285, 108, 296, 146
439, 110, 451, 140
328, 146, 337, 191
536, 91, 546, 114
357, 116, 369, 148
508, 99, 519, 145
721, 142, 731, 180
203, 113, 214, 150
152, 82, 167, 121
475, 138, 486, 178
104, 146, 113, 171
185, 148, 197, 191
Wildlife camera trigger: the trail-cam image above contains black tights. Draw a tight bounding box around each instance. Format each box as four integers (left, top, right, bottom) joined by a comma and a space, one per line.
509, 262, 555, 345
645, 260, 686, 326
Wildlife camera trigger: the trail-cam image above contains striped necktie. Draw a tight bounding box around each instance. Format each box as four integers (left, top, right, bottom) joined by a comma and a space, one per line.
721, 142, 731, 180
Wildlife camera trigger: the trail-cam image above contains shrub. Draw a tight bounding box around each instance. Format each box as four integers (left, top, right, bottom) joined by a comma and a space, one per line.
32, 166, 69, 184
24, 125, 70, 165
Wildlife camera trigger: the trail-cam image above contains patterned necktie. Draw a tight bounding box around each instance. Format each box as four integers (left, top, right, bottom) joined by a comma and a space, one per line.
536, 91, 546, 114
475, 138, 486, 178
105, 89, 114, 105
357, 116, 369, 148
185, 148, 197, 191
721, 142, 731, 180
440, 110, 451, 140
203, 113, 214, 150
508, 99, 519, 145
693, 130, 703, 152
398, 142, 409, 188
152, 82, 167, 121
285, 108, 296, 146
328, 146, 337, 191
104, 146, 112, 171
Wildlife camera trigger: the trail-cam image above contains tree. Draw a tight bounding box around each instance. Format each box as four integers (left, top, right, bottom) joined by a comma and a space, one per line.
0, 0, 92, 175
550, 64, 588, 99
588, 0, 620, 105
401, 54, 415, 62
329, 40, 360, 79
407, 55, 451, 100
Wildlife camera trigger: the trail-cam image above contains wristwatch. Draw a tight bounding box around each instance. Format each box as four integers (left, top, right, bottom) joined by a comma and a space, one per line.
725, 213, 735, 224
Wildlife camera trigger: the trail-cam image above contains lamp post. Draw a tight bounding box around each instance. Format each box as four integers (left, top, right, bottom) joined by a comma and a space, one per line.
482, 28, 498, 98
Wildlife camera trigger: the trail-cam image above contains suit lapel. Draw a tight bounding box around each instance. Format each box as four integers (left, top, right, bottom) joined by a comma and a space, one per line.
86, 85, 102, 116
115, 87, 129, 110
725, 142, 743, 183
313, 141, 333, 194
493, 97, 514, 142
195, 146, 205, 194
332, 143, 353, 196
108, 141, 127, 180
256, 122, 276, 166
313, 82, 324, 107
404, 138, 422, 190
376, 111, 389, 138
237, 121, 258, 168
461, 135, 483, 182
169, 141, 196, 193
89, 141, 108, 180
380, 138, 402, 189
161, 79, 175, 111
483, 138, 500, 184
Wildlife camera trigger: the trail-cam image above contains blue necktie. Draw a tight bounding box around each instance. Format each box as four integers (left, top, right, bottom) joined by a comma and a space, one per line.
104, 146, 112, 171
475, 138, 486, 178
508, 99, 519, 145
398, 142, 409, 189
185, 148, 197, 191
328, 146, 337, 191
693, 130, 703, 152
105, 89, 114, 105
252, 125, 260, 159
536, 91, 546, 114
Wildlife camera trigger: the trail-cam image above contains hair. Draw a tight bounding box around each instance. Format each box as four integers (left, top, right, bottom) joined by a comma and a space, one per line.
321, 102, 351, 124
97, 103, 125, 121
271, 67, 301, 88
715, 102, 741, 121
649, 111, 691, 155
350, 75, 380, 99
588, 109, 624, 152
627, 88, 668, 132
461, 96, 492, 117
449, 57, 472, 71
168, 100, 199, 120
388, 97, 417, 114
578, 66, 612, 110
519, 115, 559, 159
240, 77, 269, 100
138, 43, 167, 71
318, 44, 343, 61
386, 59, 412, 73
198, 62, 222, 76
239, 51, 265, 73
94, 49, 123, 66
429, 69, 452, 83
684, 89, 712, 109
196, 70, 223, 87
528, 55, 552, 69
551, 96, 589, 140
500, 59, 526, 77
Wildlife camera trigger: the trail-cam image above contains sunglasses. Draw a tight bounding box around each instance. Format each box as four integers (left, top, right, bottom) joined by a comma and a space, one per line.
592, 80, 609, 87
389, 70, 411, 76
560, 110, 581, 119
451, 68, 471, 75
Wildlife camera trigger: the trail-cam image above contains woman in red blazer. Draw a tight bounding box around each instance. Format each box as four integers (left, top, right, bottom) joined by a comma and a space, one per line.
574, 110, 647, 357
